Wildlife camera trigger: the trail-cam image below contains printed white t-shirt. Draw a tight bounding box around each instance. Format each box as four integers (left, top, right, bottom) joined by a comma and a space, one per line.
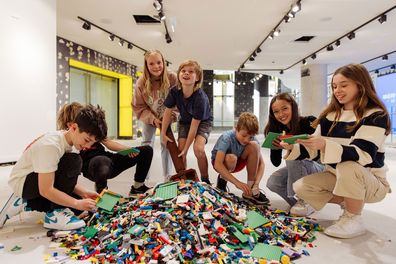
8, 131, 72, 196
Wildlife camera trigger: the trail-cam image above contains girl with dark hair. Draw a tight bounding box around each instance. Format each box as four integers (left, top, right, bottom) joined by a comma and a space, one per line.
264, 92, 324, 210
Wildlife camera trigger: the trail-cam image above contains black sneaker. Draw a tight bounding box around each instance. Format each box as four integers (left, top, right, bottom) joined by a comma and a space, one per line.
201, 176, 212, 185
129, 184, 151, 196
216, 175, 227, 192
243, 191, 270, 205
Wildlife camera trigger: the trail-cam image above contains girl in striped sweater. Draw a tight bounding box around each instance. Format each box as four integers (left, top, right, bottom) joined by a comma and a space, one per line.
283, 64, 391, 238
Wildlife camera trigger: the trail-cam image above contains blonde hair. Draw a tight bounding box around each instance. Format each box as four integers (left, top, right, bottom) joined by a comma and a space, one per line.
236, 112, 259, 135
177, 60, 203, 92
142, 50, 170, 97
313, 63, 390, 135
57, 102, 83, 130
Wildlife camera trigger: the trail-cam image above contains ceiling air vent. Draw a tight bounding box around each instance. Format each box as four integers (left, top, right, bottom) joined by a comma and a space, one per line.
133, 15, 161, 24
294, 36, 315, 42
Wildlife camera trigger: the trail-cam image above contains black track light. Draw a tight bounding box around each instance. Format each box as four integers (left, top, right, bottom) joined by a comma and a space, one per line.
302, 59, 307, 65
118, 39, 124, 47
378, 14, 387, 24
82, 22, 91, 30
108, 34, 115, 41
165, 33, 172, 43
241, 64, 245, 69
284, 16, 291, 23
291, 1, 301, 13
391, 65, 395, 70
153, 0, 162, 11
374, 69, 379, 74
256, 47, 262, 53
382, 55, 388, 61
335, 40, 341, 47
311, 53, 317, 60
159, 11, 166, 21
252, 52, 257, 58
326, 45, 334, 51
347, 32, 355, 40
249, 56, 255, 61
280, 70, 284, 74
127, 43, 133, 49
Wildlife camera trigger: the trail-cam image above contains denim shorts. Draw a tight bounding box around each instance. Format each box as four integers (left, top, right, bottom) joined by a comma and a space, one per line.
178, 120, 212, 143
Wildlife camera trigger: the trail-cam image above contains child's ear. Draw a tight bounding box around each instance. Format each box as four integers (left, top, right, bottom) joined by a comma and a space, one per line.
69, 123, 78, 131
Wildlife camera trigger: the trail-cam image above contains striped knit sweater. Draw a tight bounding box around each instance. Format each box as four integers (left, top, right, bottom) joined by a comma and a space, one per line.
285, 108, 389, 181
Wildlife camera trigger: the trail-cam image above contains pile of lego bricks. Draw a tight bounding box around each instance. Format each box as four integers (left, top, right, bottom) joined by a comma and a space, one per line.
48, 181, 320, 263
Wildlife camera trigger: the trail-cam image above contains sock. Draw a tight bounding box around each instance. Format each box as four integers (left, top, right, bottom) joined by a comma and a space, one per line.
134, 181, 144, 188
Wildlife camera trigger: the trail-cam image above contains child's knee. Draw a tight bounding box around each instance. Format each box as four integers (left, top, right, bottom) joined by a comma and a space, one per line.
292, 178, 305, 196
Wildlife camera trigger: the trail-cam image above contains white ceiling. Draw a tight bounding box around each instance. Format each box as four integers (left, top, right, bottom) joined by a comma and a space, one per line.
57, 0, 396, 84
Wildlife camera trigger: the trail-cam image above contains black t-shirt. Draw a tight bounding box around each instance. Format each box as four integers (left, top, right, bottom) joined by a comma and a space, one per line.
164, 86, 213, 124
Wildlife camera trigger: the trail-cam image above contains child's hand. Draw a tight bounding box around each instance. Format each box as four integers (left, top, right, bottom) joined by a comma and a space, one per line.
153, 118, 162, 128
297, 136, 326, 151
128, 152, 139, 158
272, 137, 283, 149
279, 141, 293, 150
76, 198, 97, 211
81, 190, 100, 200
161, 134, 173, 145
235, 181, 252, 196
178, 148, 187, 158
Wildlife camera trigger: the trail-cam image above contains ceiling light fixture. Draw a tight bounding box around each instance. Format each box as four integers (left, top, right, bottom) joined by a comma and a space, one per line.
274, 29, 281, 37
77, 16, 172, 66
159, 11, 166, 21
326, 45, 334, 51
382, 54, 388, 60
302, 59, 307, 65
256, 47, 262, 53
82, 22, 91, 30
153, 0, 162, 11
165, 32, 172, 43
282, 5, 396, 73
347, 32, 355, 40
280, 70, 284, 74
378, 14, 387, 24
291, 1, 301, 13
118, 39, 124, 46
391, 65, 395, 70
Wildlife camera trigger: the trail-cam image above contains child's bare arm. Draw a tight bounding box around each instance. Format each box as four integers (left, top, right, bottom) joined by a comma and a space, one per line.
161, 108, 173, 145
102, 138, 129, 152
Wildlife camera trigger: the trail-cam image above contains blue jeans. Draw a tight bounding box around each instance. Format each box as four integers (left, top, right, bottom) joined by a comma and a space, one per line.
142, 123, 173, 179
267, 160, 324, 206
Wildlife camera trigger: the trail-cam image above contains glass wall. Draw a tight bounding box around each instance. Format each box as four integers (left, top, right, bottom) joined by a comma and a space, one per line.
376, 73, 396, 144
70, 67, 118, 138
213, 70, 235, 127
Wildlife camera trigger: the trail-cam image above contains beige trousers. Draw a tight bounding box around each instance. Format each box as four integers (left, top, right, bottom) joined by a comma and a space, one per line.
293, 161, 390, 211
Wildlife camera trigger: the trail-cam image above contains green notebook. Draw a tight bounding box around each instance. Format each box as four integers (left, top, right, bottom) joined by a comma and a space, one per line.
262, 132, 281, 149
281, 134, 309, 144
117, 147, 140, 156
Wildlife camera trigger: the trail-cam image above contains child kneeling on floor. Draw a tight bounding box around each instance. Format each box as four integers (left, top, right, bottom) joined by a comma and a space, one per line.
0, 105, 107, 230
211, 112, 269, 205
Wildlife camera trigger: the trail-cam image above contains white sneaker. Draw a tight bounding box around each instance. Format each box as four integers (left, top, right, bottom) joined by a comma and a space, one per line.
0, 193, 27, 228
324, 211, 366, 239
290, 199, 315, 216
44, 208, 85, 230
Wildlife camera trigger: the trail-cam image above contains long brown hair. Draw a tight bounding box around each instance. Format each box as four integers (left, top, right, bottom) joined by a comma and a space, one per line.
141, 50, 170, 97
312, 63, 390, 135
264, 92, 301, 135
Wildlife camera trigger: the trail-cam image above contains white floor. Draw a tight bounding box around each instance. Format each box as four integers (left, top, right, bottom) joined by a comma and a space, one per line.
0, 133, 395, 263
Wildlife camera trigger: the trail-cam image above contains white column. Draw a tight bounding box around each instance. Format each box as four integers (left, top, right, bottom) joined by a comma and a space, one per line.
300, 64, 328, 116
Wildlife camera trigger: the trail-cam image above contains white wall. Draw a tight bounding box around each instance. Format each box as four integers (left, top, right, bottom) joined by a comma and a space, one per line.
0, 0, 56, 163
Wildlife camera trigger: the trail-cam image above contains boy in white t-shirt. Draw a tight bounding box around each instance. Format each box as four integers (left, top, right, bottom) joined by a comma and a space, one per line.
0, 105, 107, 230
